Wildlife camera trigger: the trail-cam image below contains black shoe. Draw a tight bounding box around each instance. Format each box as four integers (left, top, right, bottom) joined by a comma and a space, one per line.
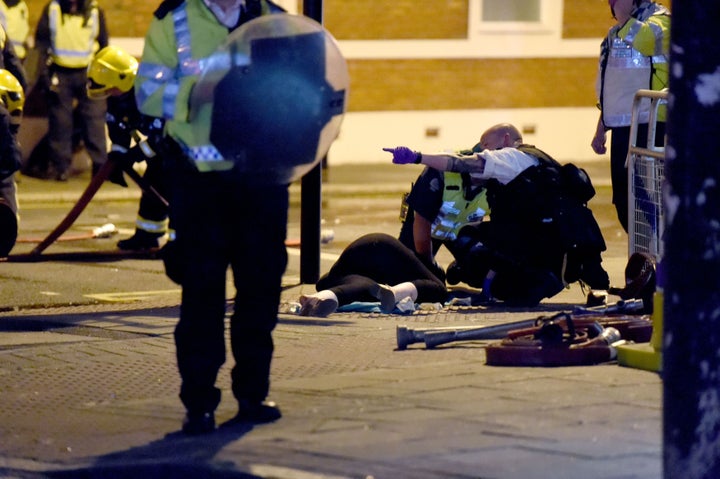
230, 400, 282, 425
182, 411, 216, 435
55, 171, 69, 182
586, 290, 608, 307
578, 261, 610, 291
446, 261, 462, 286
117, 231, 161, 251
21, 166, 52, 180
0, 200, 17, 257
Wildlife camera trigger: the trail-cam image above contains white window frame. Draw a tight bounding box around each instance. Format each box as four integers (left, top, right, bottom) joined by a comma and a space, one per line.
468, 0, 557, 35
274, 0, 299, 14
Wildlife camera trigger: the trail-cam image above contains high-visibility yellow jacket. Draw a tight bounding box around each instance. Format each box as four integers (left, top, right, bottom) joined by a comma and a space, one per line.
0, 0, 28, 59
34, 0, 108, 71
47, 0, 100, 68
136, 0, 283, 172
430, 172, 488, 242
596, 1, 670, 127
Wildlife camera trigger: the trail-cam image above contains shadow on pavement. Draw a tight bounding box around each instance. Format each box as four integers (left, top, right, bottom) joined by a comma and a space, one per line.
0, 423, 262, 479
73, 422, 257, 479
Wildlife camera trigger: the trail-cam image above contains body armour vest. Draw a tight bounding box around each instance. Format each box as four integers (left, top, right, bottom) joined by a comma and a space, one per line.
431, 172, 488, 242
599, 3, 670, 127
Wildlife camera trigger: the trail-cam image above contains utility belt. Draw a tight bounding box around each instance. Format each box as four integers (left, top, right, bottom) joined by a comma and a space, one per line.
161, 136, 200, 173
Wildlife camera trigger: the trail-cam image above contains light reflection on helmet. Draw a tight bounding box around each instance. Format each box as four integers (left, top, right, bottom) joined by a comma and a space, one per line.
87, 46, 138, 99
0, 69, 24, 126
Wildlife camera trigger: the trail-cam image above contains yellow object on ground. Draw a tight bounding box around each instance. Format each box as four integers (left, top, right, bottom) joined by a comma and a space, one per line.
617, 292, 663, 372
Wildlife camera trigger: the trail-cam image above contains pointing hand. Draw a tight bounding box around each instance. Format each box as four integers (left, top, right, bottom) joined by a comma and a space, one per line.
383, 147, 421, 164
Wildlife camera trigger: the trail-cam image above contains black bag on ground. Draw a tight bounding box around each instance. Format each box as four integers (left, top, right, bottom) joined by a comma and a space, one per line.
560, 163, 595, 204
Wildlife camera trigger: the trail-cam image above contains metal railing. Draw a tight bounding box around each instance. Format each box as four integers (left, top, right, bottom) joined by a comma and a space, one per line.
627, 88, 668, 261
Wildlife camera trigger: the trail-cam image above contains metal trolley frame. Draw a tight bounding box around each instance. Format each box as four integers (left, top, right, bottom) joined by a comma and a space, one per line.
627, 89, 668, 261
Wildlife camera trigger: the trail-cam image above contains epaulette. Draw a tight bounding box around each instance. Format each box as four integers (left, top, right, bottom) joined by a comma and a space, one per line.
517, 144, 561, 169
154, 0, 185, 19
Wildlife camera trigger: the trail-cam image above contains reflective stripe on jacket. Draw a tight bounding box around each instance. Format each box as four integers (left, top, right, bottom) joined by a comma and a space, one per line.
430, 172, 488, 242
0, 1, 28, 59
597, 1, 670, 127
136, 0, 283, 172
48, 0, 99, 68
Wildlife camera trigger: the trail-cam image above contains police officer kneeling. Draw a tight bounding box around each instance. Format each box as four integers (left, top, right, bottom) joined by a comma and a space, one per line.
386, 123, 610, 306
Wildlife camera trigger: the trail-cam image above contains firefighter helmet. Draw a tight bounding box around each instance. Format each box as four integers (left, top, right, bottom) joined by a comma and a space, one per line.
0, 69, 24, 125
87, 46, 138, 99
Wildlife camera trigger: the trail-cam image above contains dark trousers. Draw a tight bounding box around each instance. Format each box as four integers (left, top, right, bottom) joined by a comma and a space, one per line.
171, 165, 289, 414
0, 175, 17, 256
610, 122, 666, 233
453, 222, 566, 306
0, 174, 17, 214
135, 155, 169, 228
316, 232, 447, 305
46, 67, 107, 174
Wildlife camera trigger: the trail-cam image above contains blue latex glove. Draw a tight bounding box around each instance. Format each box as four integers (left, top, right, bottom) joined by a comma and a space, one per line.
383, 147, 420, 164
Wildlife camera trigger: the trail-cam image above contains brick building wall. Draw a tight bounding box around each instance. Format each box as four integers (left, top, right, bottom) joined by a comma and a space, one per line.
21, 0, 671, 113
25, 0, 156, 38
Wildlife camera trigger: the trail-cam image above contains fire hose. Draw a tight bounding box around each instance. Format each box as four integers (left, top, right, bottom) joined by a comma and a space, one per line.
398, 312, 653, 367
6, 158, 169, 261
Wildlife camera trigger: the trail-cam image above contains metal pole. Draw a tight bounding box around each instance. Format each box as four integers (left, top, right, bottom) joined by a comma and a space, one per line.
664, 2, 720, 477
299, 0, 323, 284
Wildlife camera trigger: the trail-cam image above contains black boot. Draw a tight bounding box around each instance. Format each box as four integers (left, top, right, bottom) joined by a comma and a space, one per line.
182, 411, 216, 435
0, 200, 17, 257
117, 230, 162, 251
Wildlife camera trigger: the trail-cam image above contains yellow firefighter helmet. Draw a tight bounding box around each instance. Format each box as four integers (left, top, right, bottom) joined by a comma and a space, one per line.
0, 69, 24, 126
87, 46, 138, 99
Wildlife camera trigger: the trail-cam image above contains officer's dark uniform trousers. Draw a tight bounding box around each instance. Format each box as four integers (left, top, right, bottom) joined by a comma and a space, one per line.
47, 65, 107, 174
609, 122, 666, 233
171, 163, 289, 414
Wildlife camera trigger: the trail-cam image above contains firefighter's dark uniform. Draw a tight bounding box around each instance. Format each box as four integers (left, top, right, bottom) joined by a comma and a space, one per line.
0, 23, 26, 257
0, 102, 22, 257
136, 0, 287, 429
0, 21, 25, 90
34, 0, 108, 180
105, 89, 169, 247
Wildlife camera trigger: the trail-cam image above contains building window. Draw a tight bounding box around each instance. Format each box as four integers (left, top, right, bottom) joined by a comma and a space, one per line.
482, 0, 541, 22
471, 0, 554, 34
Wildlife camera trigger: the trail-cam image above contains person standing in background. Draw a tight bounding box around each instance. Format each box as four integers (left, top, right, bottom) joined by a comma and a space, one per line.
0, 0, 29, 61
591, 0, 670, 233
33, 0, 108, 181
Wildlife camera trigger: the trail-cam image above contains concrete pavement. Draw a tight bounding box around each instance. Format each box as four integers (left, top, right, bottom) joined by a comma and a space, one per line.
0, 163, 662, 479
